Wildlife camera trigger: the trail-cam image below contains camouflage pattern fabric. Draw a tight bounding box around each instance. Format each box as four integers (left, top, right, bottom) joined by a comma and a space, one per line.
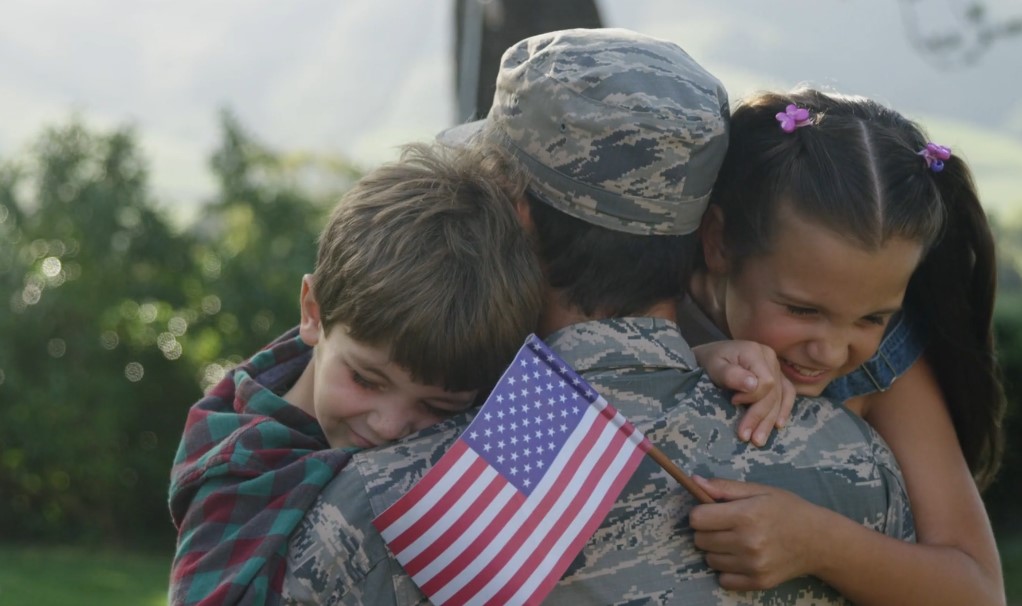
439, 28, 730, 236
282, 318, 914, 605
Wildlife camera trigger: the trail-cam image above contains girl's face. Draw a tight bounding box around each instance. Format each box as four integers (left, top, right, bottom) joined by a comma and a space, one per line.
704, 203, 925, 397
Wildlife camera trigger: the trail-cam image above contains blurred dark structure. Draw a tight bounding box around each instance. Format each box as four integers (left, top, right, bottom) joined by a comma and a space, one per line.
453, 0, 603, 122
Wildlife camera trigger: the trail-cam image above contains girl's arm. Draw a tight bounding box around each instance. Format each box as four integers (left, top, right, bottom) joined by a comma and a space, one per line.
692, 340, 796, 446
691, 357, 1004, 605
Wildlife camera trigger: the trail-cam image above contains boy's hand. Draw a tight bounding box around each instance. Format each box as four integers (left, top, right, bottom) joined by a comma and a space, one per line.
692, 341, 795, 446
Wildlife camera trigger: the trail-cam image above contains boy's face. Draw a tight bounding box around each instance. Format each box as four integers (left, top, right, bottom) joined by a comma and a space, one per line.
295, 277, 477, 449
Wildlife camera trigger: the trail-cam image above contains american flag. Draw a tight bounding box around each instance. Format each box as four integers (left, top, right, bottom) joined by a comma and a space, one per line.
372, 334, 652, 606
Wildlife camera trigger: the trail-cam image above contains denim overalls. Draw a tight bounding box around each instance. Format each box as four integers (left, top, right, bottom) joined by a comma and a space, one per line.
823, 309, 928, 402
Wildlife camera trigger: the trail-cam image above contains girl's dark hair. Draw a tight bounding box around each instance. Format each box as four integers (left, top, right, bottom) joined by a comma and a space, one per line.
710, 88, 1005, 488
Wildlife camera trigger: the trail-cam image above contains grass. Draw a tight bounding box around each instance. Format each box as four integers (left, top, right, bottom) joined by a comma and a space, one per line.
0, 544, 169, 606
1, 538, 1020, 604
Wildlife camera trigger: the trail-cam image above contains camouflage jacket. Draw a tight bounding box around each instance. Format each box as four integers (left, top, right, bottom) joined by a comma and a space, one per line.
282, 318, 915, 605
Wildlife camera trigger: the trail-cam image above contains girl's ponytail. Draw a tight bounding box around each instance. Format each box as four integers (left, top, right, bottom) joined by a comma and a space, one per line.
908, 154, 1005, 489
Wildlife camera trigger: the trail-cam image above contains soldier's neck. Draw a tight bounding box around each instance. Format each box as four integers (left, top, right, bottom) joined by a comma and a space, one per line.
537, 291, 677, 338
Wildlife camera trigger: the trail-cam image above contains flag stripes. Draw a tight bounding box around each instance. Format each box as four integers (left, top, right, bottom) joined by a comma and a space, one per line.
375, 394, 649, 606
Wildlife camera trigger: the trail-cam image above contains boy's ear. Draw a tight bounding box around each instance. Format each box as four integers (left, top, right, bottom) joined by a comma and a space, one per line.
700, 205, 730, 275
298, 274, 322, 346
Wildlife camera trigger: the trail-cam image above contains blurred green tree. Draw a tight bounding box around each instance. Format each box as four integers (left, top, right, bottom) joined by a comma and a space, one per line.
0, 113, 356, 547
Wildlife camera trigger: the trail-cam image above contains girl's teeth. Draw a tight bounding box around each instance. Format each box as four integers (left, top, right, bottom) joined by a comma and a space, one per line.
786, 359, 825, 377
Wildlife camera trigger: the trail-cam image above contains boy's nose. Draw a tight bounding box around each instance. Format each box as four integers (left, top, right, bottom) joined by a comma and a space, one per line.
369, 402, 415, 443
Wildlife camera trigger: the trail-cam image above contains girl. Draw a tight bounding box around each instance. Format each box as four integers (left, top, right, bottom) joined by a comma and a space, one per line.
685, 88, 1006, 605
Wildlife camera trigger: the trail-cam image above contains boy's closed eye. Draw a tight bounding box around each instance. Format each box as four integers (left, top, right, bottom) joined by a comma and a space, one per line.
350, 370, 379, 390
785, 305, 817, 317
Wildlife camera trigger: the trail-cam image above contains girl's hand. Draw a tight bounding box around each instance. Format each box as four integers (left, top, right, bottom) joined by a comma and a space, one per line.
692, 341, 795, 446
689, 476, 823, 591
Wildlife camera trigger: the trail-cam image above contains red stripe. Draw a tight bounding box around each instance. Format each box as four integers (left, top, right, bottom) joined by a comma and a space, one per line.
526, 431, 647, 603
597, 400, 652, 453
385, 453, 491, 555
417, 482, 525, 595
402, 470, 510, 578
487, 421, 638, 605
444, 409, 617, 605
373, 439, 470, 533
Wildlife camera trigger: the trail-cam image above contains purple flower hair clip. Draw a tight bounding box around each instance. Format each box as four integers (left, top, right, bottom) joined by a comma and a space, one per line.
918, 142, 952, 172
776, 104, 811, 133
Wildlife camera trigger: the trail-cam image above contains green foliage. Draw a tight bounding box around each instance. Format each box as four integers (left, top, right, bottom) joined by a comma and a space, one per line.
0, 113, 354, 546
0, 544, 170, 606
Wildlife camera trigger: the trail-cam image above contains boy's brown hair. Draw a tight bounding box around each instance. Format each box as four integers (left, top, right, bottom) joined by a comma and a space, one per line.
312, 141, 542, 393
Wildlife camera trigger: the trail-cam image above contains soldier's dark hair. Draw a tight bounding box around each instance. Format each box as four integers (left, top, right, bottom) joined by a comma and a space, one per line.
709, 87, 1004, 488
526, 190, 698, 318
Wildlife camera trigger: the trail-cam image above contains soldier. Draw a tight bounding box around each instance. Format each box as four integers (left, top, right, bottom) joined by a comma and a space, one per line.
281, 28, 914, 605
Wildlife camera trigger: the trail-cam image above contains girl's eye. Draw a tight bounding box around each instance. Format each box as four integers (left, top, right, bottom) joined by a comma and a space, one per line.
786, 305, 817, 317
863, 314, 888, 327
351, 371, 377, 390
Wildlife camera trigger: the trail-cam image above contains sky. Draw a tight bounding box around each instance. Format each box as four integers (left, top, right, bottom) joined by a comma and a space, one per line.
1, 0, 1020, 227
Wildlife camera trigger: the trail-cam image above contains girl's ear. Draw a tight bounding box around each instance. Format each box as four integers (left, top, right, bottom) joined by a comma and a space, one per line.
298, 274, 322, 347
700, 205, 729, 275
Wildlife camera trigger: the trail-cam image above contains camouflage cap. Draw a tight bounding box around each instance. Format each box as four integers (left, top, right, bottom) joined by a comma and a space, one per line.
441, 27, 730, 235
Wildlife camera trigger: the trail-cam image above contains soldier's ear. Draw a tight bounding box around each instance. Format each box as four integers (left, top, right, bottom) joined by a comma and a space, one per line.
514, 194, 534, 233
298, 274, 322, 347
700, 205, 730, 275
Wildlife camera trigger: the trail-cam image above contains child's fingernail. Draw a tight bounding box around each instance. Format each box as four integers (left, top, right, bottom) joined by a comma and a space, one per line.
744, 376, 757, 390
754, 431, 767, 446
776, 419, 786, 428
740, 428, 752, 441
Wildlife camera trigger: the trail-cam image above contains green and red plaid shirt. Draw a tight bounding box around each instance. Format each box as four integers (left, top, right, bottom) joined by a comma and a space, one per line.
169, 328, 354, 606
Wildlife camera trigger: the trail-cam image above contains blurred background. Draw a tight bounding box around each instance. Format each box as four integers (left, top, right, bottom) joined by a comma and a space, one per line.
0, 1, 1020, 604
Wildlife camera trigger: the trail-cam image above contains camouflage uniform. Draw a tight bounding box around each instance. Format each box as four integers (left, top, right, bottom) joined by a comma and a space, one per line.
281, 319, 914, 605
281, 28, 915, 604
439, 27, 729, 237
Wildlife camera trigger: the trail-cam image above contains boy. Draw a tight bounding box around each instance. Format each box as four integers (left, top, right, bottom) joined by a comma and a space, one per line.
167, 141, 542, 606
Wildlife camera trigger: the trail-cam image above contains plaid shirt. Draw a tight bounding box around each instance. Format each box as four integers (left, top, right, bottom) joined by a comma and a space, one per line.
169, 327, 353, 606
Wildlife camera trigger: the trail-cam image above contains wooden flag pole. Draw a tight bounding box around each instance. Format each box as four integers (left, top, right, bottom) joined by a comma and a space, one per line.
646, 445, 715, 504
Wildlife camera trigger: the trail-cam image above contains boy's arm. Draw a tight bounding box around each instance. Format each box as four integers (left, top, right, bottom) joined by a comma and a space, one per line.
170, 416, 350, 606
